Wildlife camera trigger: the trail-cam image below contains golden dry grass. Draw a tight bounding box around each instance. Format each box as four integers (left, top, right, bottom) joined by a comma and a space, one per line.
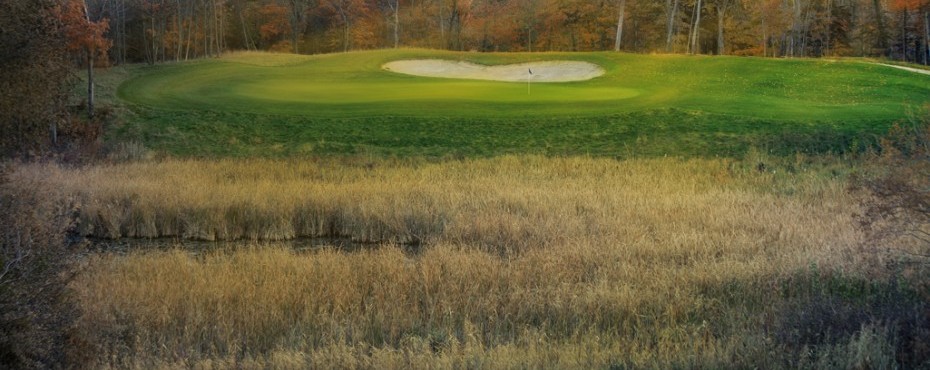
11, 156, 886, 368
16, 156, 859, 255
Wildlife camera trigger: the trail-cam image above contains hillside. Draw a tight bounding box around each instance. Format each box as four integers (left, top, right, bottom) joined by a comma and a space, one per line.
109, 49, 930, 158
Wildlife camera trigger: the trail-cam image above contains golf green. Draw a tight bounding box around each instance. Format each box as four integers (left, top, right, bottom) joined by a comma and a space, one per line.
113, 49, 930, 158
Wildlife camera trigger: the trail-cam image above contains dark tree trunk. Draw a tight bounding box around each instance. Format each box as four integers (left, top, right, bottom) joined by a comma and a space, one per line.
924, 11, 929, 65
825, 0, 832, 56
87, 49, 95, 119
873, 0, 888, 55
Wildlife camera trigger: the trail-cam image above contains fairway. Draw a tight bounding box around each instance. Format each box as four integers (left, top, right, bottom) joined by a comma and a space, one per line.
113, 49, 930, 157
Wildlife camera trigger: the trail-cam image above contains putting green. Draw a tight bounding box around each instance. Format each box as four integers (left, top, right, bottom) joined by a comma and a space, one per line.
118, 49, 930, 121
111, 49, 930, 158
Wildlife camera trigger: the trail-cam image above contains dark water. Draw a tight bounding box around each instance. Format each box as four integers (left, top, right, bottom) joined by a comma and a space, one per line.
82, 236, 422, 256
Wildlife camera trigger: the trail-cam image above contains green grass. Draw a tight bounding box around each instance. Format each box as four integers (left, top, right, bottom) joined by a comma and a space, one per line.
109, 49, 930, 158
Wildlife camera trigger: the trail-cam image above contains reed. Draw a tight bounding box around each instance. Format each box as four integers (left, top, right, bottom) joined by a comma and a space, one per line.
11, 156, 900, 368
14, 156, 859, 257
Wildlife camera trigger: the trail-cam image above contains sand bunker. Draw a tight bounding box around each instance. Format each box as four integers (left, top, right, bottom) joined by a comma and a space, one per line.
382, 59, 605, 82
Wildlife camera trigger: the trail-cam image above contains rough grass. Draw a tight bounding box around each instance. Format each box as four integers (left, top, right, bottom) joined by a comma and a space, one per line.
18, 155, 858, 249
33, 156, 925, 368
105, 49, 930, 158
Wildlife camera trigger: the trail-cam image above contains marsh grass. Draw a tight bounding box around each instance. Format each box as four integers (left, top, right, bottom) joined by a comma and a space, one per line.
17, 156, 859, 255
10, 156, 918, 367
70, 243, 926, 368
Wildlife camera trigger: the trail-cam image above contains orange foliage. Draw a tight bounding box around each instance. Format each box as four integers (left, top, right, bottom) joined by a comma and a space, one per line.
58, 0, 111, 65
889, 0, 928, 11
259, 4, 289, 44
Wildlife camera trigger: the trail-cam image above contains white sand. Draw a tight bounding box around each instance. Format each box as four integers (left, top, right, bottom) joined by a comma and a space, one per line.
382, 59, 605, 82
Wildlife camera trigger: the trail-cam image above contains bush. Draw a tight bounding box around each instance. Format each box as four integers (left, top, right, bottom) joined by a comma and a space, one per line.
0, 163, 77, 368
858, 105, 930, 263
0, 0, 70, 157
846, 105, 930, 368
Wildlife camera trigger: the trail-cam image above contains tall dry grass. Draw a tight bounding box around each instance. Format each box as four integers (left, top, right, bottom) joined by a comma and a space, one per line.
14, 156, 859, 257
11, 156, 895, 368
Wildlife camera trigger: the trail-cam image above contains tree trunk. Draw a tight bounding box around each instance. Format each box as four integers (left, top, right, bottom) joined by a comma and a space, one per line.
924, 12, 930, 65
175, 0, 182, 61
87, 49, 95, 119
902, 6, 908, 61
240, 6, 253, 50
82, 0, 95, 118
217, 0, 223, 55
203, 1, 209, 56
291, 1, 301, 54
614, 0, 626, 51
789, 0, 800, 57
825, 0, 832, 56
716, 1, 726, 55
185, 0, 194, 59
393, 0, 400, 48
690, 0, 703, 54
872, 0, 888, 56
342, 10, 350, 52
761, 6, 767, 57
666, 0, 679, 52
438, 0, 446, 49
527, 27, 533, 52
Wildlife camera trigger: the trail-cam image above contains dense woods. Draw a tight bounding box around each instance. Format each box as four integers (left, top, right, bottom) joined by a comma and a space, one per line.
0, 0, 70, 156
80, 0, 930, 64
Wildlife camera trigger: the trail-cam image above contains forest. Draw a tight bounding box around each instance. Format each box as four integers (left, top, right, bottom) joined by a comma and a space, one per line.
86, 0, 930, 64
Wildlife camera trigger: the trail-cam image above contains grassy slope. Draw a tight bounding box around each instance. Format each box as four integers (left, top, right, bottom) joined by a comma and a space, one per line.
111, 49, 930, 157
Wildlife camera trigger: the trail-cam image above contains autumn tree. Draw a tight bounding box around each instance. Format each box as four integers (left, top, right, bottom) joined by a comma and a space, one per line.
514, 0, 542, 51
60, 0, 112, 119
286, 0, 314, 53
384, 0, 402, 48
889, 0, 930, 62
43, 0, 927, 61
318, 0, 373, 52
259, 3, 290, 49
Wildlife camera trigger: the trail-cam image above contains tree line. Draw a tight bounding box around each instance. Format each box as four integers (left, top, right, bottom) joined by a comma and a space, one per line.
2, 0, 929, 157
84, 0, 930, 64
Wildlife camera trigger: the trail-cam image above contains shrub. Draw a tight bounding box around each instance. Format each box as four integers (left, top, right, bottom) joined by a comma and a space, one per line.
0, 163, 77, 368
858, 105, 930, 264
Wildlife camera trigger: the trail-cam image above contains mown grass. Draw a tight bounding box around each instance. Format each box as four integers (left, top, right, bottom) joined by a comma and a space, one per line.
115, 107, 881, 158
17, 156, 920, 368
106, 50, 930, 158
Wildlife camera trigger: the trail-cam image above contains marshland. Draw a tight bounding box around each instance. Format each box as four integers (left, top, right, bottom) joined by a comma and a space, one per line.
4, 2, 930, 367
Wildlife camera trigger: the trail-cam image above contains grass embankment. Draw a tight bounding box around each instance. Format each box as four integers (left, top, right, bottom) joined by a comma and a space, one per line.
106, 50, 930, 158
16, 156, 925, 368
